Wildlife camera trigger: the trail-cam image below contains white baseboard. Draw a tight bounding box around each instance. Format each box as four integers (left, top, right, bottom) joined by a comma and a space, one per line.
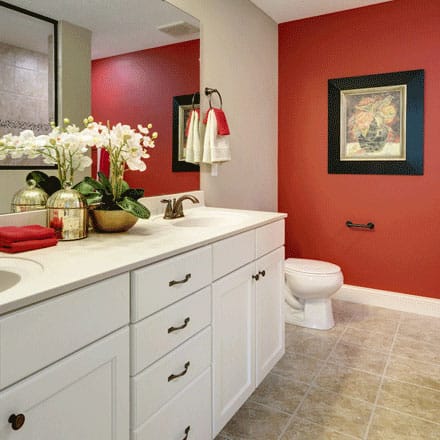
335, 284, 440, 318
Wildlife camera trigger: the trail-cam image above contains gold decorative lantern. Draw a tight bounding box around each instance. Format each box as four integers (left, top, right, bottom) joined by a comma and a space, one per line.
46, 182, 88, 241
11, 179, 48, 213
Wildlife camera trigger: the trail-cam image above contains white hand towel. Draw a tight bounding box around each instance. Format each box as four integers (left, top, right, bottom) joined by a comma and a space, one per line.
185, 110, 201, 164
202, 109, 231, 165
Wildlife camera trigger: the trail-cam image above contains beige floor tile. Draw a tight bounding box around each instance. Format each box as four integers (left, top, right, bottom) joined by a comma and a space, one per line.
315, 362, 382, 403
378, 378, 440, 424
386, 355, 440, 391
250, 373, 309, 414
367, 407, 440, 440
272, 352, 322, 384
220, 401, 290, 440
332, 300, 359, 326
285, 324, 341, 360
347, 306, 400, 335
392, 334, 440, 365
296, 386, 373, 439
339, 327, 394, 353
280, 416, 359, 440
328, 341, 388, 375
398, 313, 440, 346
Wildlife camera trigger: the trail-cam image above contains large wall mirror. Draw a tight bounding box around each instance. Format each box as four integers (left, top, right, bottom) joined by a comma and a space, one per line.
0, 0, 200, 214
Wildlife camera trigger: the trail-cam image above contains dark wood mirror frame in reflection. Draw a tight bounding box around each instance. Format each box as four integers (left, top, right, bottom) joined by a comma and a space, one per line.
172, 93, 200, 172
0, 0, 58, 170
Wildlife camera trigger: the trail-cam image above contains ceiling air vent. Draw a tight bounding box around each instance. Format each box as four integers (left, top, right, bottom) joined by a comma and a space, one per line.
157, 21, 199, 37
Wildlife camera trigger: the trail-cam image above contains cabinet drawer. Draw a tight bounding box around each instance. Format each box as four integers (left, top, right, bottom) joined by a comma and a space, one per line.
131, 326, 211, 428
256, 220, 285, 258
132, 367, 211, 440
212, 230, 255, 280
0, 274, 129, 390
131, 245, 212, 322
130, 287, 211, 375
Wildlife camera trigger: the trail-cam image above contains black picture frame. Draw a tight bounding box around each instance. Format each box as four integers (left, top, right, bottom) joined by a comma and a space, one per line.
172, 93, 200, 172
328, 69, 424, 175
0, 0, 58, 170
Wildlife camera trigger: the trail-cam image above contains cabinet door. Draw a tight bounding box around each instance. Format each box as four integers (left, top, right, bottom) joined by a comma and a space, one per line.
255, 247, 285, 386
0, 328, 129, 440
212, 263, 255, 437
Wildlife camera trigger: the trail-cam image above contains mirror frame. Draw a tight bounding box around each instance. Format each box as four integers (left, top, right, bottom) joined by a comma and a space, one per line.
172, 93, 200, 172
0, 0, 58, 170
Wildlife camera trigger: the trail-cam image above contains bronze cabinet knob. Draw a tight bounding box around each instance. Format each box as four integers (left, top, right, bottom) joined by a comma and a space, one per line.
8, 413, 25, 430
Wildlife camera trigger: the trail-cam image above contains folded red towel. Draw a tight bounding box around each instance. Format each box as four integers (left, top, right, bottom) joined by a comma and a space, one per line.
0, 237, 58, 254
0, 225, 56, 245
203, 108, 230, 135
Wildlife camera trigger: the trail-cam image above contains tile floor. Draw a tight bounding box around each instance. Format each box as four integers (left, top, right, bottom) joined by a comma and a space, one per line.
216, 300, 440, 440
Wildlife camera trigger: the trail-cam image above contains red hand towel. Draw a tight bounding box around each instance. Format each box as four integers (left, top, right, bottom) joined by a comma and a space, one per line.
203, 108, 230, 135
0, 225, 56, 245
0, 237, 58, 254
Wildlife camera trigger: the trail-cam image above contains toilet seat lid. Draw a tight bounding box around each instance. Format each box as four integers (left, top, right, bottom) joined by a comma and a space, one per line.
285, 258, 341, 275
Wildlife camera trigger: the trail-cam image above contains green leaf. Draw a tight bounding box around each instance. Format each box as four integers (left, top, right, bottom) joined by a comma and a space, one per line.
26, 171, 49, 185
25, 171, 61, 195
120, 180, 130, 194
116, 197, 150, 219
121, 188, 144, 201
83, 176, 105, 192
97, 172, 112, 195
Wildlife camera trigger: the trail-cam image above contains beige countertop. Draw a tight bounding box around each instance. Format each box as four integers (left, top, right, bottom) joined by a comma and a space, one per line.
0, 206, 286, 316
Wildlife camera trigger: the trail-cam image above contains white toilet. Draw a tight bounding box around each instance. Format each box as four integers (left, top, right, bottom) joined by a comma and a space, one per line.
284, 258, 343, 330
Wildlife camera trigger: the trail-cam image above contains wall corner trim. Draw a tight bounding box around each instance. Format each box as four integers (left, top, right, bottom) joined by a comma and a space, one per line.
335, 284, 440, 318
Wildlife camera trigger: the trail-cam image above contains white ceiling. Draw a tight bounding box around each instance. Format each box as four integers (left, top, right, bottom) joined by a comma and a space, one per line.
249, 0, 392, 23
1, 0, 200, 59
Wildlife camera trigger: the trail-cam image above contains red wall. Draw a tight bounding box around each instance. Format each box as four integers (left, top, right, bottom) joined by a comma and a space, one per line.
91, 39, 200, 196
279, 0, 440, 299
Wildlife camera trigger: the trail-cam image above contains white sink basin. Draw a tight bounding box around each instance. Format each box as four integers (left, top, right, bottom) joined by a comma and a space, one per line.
0, 258, 44, 293
152, 208, 251, 228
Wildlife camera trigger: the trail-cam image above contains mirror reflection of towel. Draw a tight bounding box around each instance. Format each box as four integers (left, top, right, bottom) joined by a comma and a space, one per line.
202, 108, 231, 165
185, 109, 201, 164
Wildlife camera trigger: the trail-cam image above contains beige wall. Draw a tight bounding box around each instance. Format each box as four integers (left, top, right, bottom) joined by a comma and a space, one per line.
0, 21, 91, 214
168, 0, 278, 211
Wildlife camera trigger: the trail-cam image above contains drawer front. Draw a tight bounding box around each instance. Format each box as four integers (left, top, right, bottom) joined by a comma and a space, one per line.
130, 287, 211, 375
256, 220, 285, 258
131, 327, 211, 428
212, 230, 255, 280
132, 368, 211, 440
0, 274, 129, 390
131, 245, 212, 322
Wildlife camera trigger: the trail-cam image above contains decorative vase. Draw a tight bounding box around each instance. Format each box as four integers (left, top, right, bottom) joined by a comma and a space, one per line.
90, 209, 138, 233
46, 182, 88, 240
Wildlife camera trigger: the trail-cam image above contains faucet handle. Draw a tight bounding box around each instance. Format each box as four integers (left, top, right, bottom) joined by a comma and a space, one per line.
161, 199, 173, 219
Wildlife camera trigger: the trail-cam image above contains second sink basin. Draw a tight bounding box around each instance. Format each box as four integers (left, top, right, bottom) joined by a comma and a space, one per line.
0, 257, 44, 293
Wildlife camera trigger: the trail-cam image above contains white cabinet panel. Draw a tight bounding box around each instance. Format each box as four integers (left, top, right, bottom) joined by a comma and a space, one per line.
212, 230, 255, 280
212, 263, 255, 437
0, 328, 129, 440
132, 368, 211, 440
256, 247, 285, 385
131, 287, 211, 375
131, 327, 211, 428
256, 220, 285, 258
131, 245, 212, 322
0, 273, 129, 389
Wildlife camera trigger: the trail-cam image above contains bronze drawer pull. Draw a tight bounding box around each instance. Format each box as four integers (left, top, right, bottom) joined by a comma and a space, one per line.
252, 273, 259, 281
259, 270, 266, 277
168, 361, 190, 382
8, 414, 25, 431
168, 317, 190, 333
169, 273, 192, 287
182, 425, 191, 440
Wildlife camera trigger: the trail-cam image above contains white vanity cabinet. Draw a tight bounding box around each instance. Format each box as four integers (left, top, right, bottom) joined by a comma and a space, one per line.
212, 221, 285, 436
0, 274, 130, 440
130, 245, 213, 440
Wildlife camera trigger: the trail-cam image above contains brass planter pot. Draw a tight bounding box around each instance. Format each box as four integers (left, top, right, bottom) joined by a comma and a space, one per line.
90, 209, 138, 233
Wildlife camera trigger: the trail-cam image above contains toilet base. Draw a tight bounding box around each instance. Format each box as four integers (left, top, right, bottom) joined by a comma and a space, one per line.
285, 298, 335, 330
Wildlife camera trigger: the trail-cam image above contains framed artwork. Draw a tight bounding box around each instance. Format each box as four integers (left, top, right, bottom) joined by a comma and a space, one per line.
172, 93, 200, 172
328, 70, 424, 175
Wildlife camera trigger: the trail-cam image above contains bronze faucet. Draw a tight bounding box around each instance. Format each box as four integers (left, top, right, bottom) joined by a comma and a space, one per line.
161, 194, 200, 219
